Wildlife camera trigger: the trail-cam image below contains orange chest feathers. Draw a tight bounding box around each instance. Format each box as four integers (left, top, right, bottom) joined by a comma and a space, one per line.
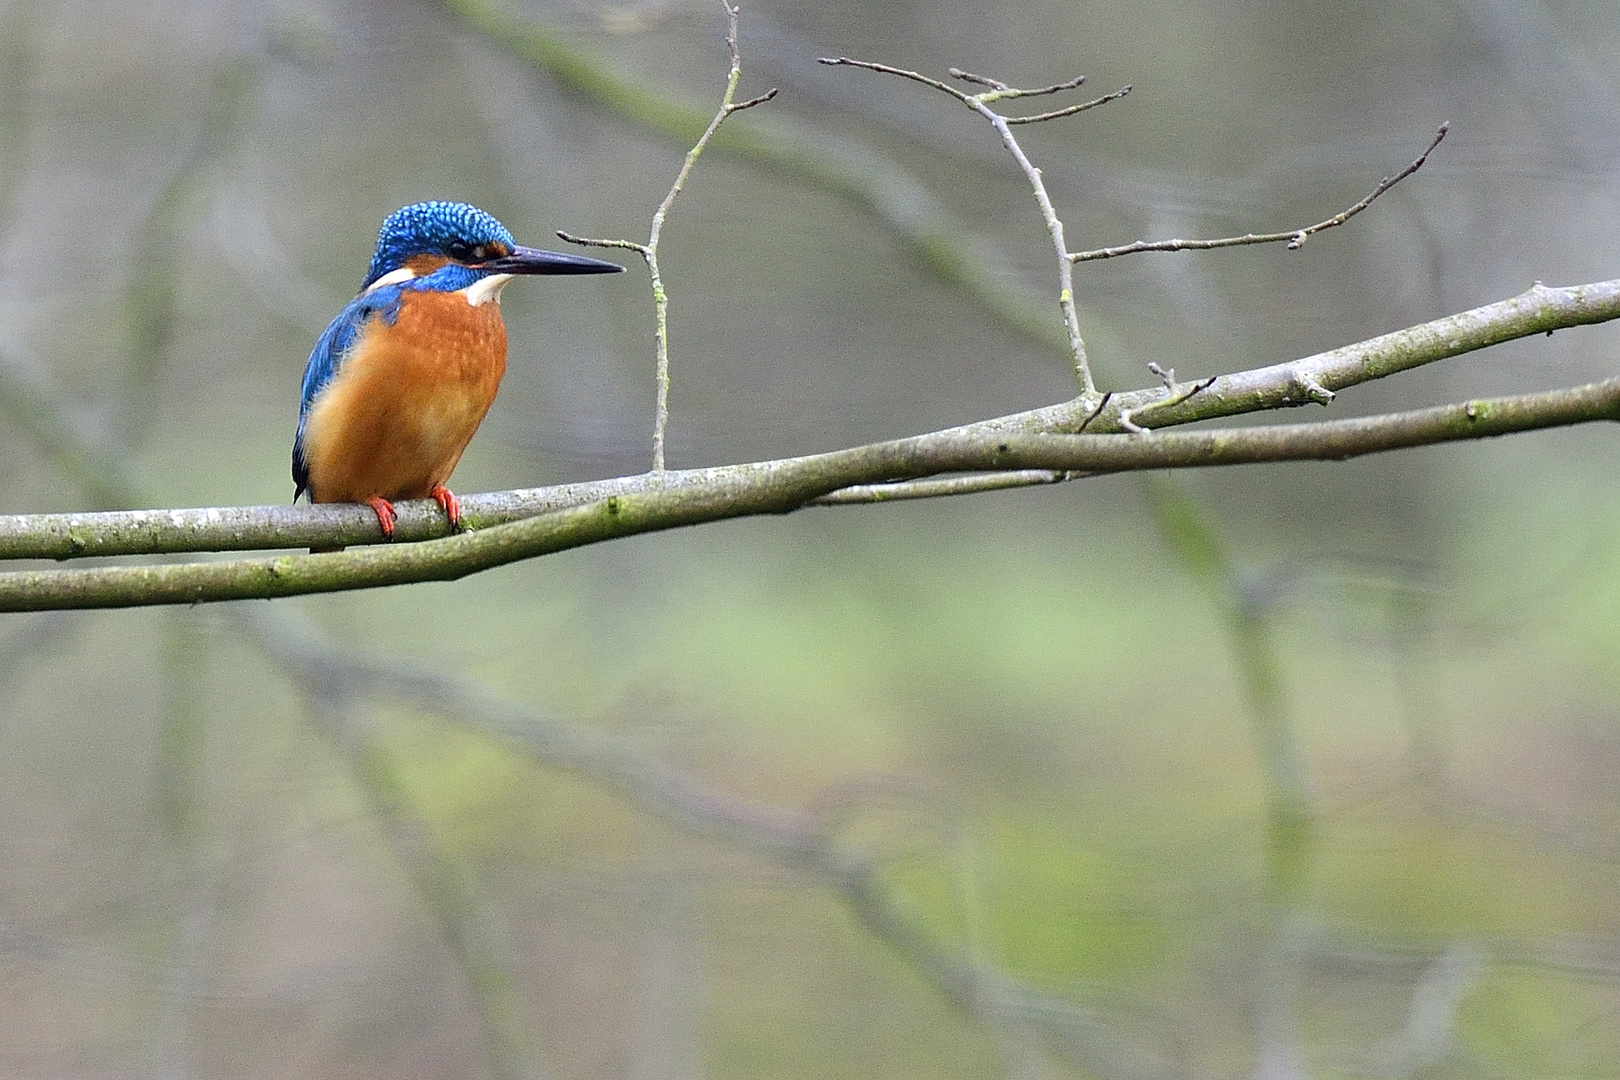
384, 288, 510, 391
299, 289, 512, 503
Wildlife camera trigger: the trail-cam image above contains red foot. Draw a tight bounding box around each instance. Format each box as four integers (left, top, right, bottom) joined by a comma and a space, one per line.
365, 495, 398, 540
429, 484, 463, 532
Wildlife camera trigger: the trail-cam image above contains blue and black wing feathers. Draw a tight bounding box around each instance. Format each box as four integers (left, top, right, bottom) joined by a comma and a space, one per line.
292, 284, 407, 502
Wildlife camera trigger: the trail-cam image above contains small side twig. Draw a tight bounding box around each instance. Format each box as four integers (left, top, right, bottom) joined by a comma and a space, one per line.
1003, 86, 1131, 126
1146, 362, 1179, 394
1075, 392, 1113, 434
562, 0, 776, 472
949, 66, 1128, 123
1118, 375, 1220, 433
809, 469, 1068, 505
1071, 123, 1449, 262
949, 68, 1084, 98
820, 56, 1129, 396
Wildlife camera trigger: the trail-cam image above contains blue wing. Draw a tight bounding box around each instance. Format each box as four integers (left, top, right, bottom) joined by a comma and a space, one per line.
292, 284, 407, 501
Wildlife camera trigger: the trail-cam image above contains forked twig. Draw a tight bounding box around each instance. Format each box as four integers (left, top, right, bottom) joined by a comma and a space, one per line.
1072, 123, 1449, 261
943, 68, 1133, 123
1003, 88, 1131, 126
819, 55, 1130, 396
949, 68, 1085, 97
561, 0, 776, 472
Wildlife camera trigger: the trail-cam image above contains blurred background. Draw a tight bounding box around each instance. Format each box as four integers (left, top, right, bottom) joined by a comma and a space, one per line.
1, 0, 1619, 1076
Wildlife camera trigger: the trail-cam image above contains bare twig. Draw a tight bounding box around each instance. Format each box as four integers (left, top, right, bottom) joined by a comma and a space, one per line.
1004, 86, 1132, 125
1072, 123, 1449, 262
1076, 392, 1113, 434
1146, 362, 1178, 393
809, 469, 1068, 505
820, 56, 1129, 394
947, 68, 1012, 92
1117, 375, 1219, 433
551, 231, 643, 255
563, 0, 776, 472
949, 68, 1085, 98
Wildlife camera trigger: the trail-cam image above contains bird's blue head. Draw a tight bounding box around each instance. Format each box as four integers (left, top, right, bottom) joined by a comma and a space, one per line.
360, 201, 623, 291
362, 201, 516, 290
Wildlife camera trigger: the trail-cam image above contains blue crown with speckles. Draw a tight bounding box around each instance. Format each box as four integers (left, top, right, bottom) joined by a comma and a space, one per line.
362, 201, 516, 289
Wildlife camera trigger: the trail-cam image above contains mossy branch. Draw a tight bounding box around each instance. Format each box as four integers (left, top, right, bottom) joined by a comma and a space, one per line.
2, 365, 1618, 610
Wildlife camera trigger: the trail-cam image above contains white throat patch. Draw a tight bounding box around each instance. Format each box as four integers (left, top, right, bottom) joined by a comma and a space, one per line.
464, 273, 516, 307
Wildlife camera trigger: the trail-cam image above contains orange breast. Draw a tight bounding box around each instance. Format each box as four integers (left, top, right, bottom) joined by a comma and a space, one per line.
300, 289, 508, 504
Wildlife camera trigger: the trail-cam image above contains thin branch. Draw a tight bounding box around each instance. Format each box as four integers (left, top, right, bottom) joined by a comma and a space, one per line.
1063, 278, 1620, 436
820, 56, 1127, 394
1117, 376, 1219, 433
809, 470, 1068, 505
1071, 123, 1449, 262
821, 57, 973, 99
1005, 86, 1132, 125
947, 68, 1013, 92
562, 0, 775, 472
950, 68, 1087, 99
552, 231, 644, 255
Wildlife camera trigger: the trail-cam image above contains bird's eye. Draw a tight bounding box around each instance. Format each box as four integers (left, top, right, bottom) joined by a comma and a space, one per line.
445, 240, 477, 263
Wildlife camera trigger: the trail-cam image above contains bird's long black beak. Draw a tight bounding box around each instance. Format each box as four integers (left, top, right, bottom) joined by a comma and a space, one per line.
475, 245, 624, 275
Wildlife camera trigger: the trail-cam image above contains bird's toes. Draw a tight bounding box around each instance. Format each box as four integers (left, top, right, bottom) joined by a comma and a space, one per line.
365, 496, 399, 540
430, 485, 462, 532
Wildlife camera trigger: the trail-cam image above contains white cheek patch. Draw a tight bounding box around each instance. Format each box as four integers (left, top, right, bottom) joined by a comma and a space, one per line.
463, 273, 515, 307
363, 266, 419, 294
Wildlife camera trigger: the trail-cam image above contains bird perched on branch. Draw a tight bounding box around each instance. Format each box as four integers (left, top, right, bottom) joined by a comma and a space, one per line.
293, 200, 622, 542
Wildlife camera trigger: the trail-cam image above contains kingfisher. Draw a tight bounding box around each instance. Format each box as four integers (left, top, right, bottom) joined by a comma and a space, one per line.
293, 200, 622, 541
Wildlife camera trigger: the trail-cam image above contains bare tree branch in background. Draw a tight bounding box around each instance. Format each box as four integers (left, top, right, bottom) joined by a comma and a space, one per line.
243, 605, 1186, 1080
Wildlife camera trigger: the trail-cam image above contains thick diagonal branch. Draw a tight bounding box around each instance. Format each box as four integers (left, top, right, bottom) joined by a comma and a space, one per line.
1, 375, 1616, 611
